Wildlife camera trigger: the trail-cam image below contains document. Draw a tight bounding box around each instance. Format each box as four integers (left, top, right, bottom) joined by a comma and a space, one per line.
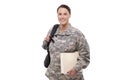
60, 51, 79, 74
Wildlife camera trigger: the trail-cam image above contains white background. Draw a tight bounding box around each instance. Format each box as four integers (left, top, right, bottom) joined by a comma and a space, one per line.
0, 0, 120, 80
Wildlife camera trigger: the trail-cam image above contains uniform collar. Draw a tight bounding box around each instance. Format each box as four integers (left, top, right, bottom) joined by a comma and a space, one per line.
55, 23, 72, 36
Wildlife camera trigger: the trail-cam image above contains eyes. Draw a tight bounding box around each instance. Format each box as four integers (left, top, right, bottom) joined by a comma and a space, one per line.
58, 13, 68, 16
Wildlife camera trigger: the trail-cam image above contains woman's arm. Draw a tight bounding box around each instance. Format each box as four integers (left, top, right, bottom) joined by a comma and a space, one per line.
42, 35, 50, 50
42, 28, 52, 50
74, 32, 90, 71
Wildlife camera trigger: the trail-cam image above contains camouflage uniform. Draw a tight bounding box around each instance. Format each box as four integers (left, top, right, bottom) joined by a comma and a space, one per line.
42, 24, 90, 80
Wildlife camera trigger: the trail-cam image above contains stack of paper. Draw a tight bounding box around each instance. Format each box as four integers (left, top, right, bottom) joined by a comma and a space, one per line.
60, 51, 79, 74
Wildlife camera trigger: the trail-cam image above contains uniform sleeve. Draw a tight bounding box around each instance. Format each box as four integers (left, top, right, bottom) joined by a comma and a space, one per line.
42, 27, 52, 50
74, 32, 90, 71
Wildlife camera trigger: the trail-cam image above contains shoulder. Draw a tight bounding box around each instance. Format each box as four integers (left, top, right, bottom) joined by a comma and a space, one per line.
70, 25, 84, 37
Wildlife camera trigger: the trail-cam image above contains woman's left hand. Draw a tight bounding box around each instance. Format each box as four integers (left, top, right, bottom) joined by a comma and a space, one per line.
67, 68, 77, 76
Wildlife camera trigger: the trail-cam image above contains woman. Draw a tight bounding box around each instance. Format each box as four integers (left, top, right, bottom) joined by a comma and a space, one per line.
42, 4, 90, 80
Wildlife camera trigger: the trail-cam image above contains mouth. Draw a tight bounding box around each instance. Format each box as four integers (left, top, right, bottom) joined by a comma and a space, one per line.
60, 19, 65, 22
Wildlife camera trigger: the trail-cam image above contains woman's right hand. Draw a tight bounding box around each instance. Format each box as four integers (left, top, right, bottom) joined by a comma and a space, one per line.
44, 34, 50, 42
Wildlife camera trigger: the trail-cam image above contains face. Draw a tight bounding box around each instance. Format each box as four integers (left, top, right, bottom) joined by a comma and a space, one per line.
57, 8, 71, 26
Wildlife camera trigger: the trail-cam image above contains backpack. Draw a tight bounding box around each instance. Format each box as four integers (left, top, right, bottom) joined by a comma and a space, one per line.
44, 24, 59, 68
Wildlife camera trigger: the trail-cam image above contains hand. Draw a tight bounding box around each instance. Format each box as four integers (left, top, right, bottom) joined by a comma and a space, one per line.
67, 68, 77, 77
44, 34, 50, 42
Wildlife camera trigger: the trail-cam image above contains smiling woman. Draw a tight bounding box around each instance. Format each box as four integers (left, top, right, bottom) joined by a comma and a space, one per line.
42, 4, 90, 80
1, 0, 120, 80
57, 5, 71, 32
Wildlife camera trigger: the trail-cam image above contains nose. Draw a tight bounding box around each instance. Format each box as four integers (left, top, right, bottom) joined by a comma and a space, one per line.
61, 14, 65, 19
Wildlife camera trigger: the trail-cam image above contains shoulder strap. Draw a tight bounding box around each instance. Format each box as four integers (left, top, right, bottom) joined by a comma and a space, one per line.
47, 24, 59, 47
50, 24, 59, 38
45, 24, 59, 68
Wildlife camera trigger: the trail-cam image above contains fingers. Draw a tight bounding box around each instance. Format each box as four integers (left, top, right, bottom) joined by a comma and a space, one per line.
67, 69, 77, 76
44, 34, 50, 42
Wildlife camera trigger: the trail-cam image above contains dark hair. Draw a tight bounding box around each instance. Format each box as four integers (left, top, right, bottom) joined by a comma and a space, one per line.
57, 4, 71, 14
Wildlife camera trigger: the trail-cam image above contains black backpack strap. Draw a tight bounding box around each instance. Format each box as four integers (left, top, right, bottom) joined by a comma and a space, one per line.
49, 24, 59, 43
46, 24, 59, 48
50, 24, 59, 38
44, 24, 59, 68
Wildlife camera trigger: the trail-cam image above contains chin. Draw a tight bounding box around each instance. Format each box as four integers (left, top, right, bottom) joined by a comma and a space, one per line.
60, 22, 67, 26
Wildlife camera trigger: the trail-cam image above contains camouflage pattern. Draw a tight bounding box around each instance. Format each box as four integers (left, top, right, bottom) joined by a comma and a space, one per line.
42, 24, 90, 80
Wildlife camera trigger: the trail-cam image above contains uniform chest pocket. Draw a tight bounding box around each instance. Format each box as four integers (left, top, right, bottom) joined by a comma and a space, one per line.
64, 41, 77, 52
50, 35, 77, 52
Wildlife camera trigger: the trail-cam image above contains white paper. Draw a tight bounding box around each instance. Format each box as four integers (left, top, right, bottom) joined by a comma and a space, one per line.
60, 51, 79, 74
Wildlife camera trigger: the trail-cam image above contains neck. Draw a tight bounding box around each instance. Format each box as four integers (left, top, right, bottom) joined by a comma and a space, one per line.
60, 23, 69, 32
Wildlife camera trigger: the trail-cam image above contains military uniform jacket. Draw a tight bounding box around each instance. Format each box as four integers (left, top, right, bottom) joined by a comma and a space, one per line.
42, 24, 90, 80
